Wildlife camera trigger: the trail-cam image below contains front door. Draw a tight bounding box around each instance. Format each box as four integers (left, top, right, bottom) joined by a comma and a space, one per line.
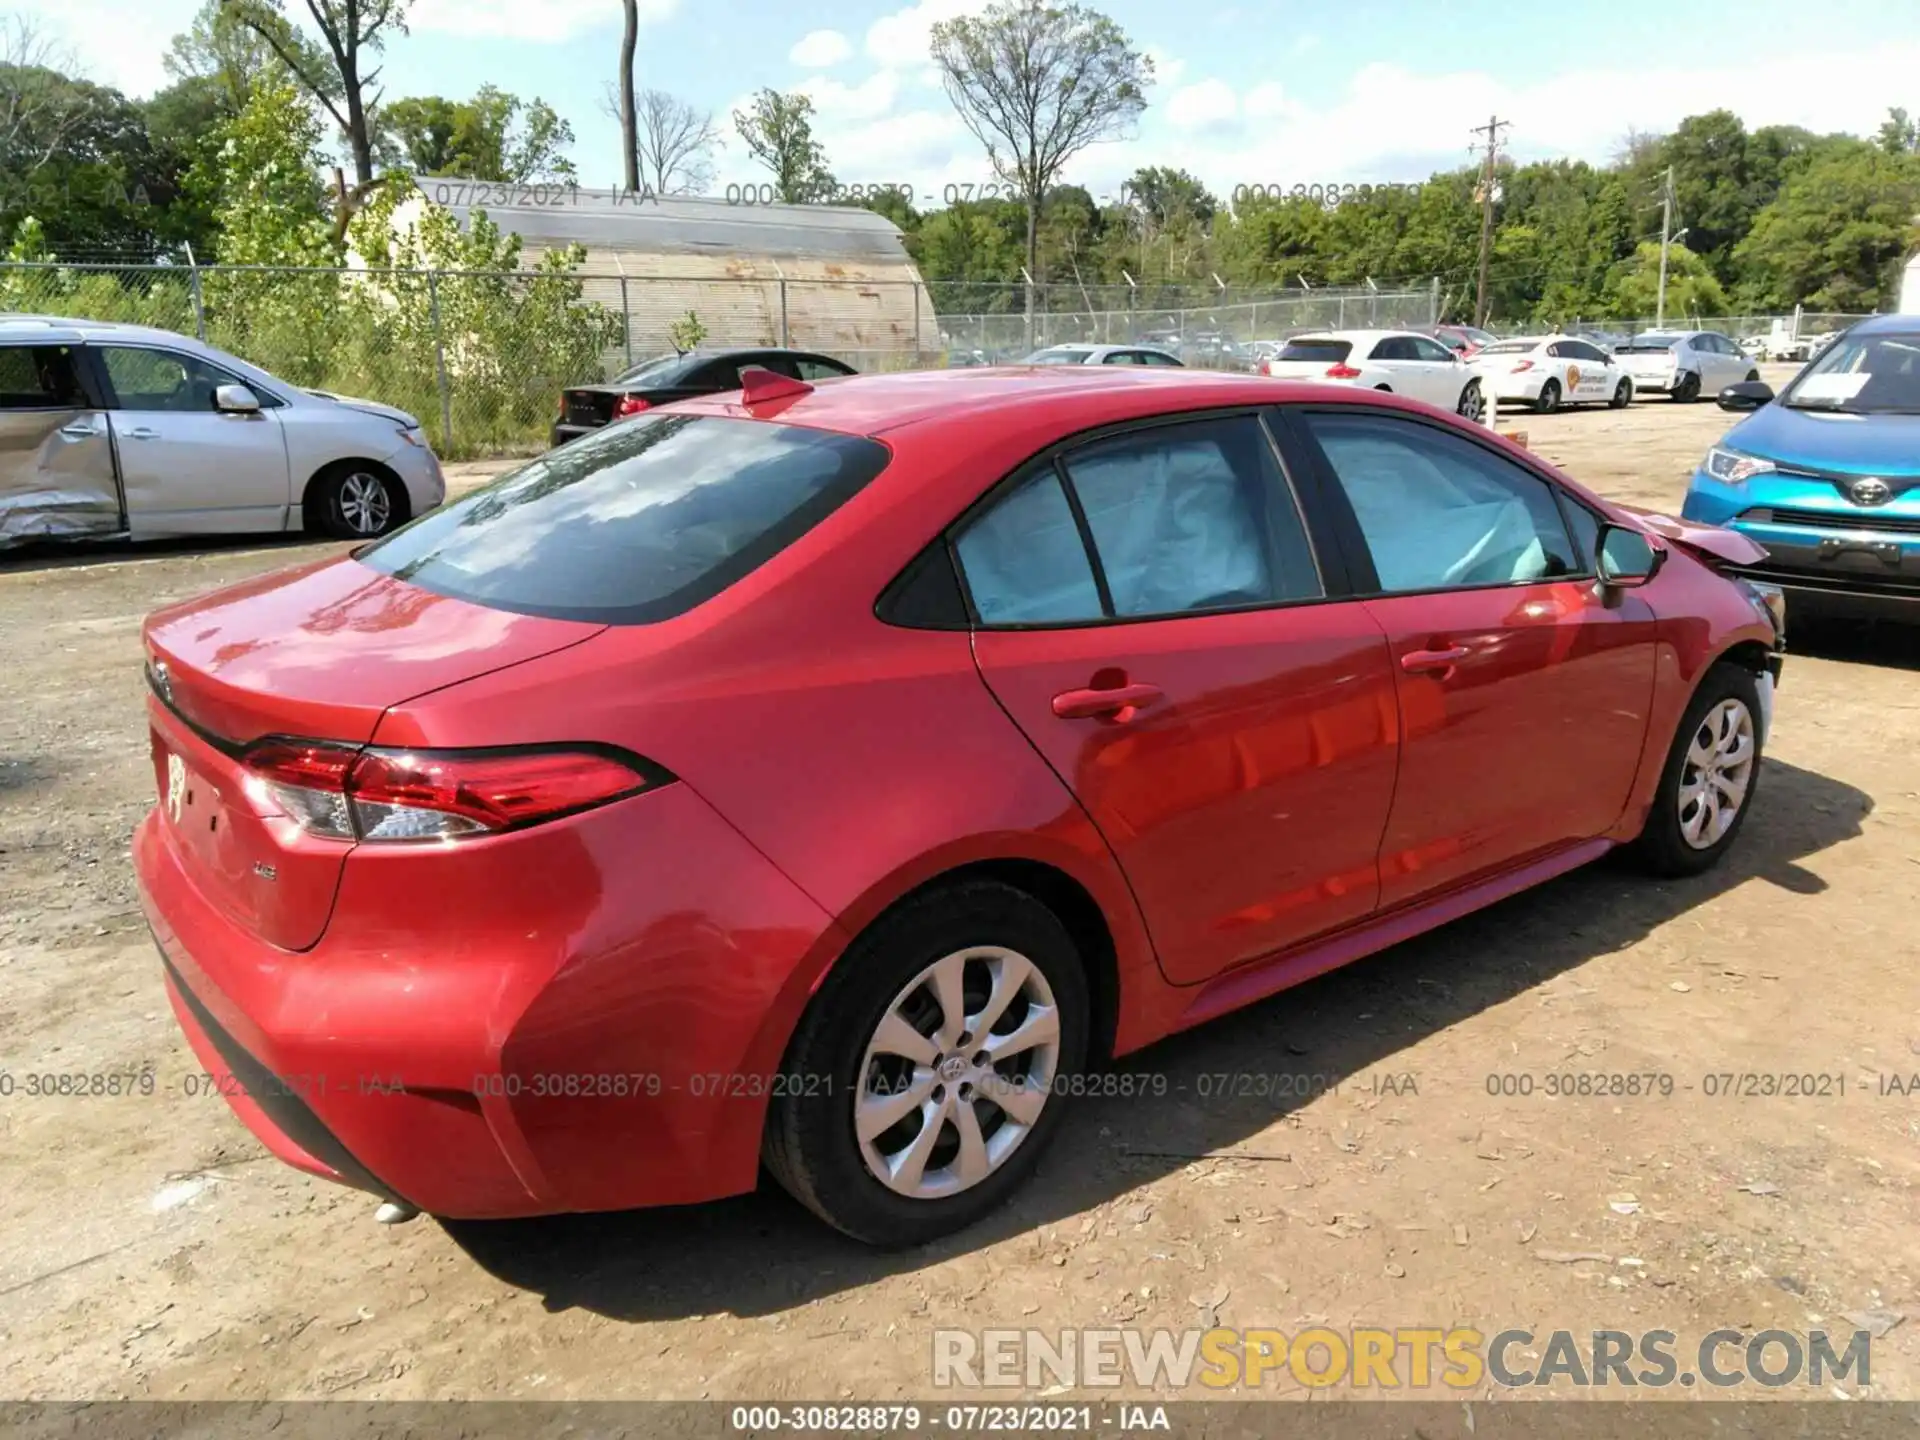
956, 413, 1401, 985
96, 345, 291, 537
0, 342, 122, 542
1291, 408, 1658, 906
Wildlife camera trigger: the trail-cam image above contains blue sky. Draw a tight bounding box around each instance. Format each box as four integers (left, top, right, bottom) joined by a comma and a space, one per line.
19, 0, 1920, 202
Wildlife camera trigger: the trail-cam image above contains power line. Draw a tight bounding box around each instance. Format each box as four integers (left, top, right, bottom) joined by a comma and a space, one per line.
1467, 113, 1511, 326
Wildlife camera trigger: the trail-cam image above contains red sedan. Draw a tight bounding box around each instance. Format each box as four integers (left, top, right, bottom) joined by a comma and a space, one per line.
133, 366, 1786, 1247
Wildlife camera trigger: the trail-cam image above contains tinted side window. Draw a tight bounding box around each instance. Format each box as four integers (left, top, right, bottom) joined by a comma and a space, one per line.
1062, 416, 1322, 617
100, 347, 237, 412
953, 470, 1104, 625
694, 360, 745, 390
1141, 350, 1181, 366
0, 345, 83, 409
1409, 336, 1454, 362
1302, 412, 1579, 592
1101, 350, 1139, 365
1557, 495, 1603, 572
358, 414, 890, 624
1370, 337, 1410, 361
795, 357, 849, 380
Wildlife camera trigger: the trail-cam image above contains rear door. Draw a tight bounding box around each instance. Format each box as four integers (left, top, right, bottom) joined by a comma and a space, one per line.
97, 344, 292, 537
1286, 408, 1658, 906
0, 342, 123, 543
1405, 334, 1467, 408
958, 411, 1401, 985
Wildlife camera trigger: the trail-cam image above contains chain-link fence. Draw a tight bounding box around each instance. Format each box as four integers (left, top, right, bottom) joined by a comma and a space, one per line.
2, 260, 1448, 456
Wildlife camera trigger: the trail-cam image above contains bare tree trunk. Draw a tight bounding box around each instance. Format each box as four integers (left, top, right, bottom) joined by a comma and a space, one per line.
1024, 191, 1038, 351
344, 82, 374, 188
619, 0, 640, 192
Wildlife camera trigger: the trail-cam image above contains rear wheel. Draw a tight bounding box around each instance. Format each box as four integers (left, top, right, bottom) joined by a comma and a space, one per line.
763, 880, 1090, 1247
1456, 379, 1485, 423
310, 464, 402, 539
1745, 369, 1761, 384
1609, 379, 1632, 409
1629, 663, 1762, 877
1534, 379, 1561, 414
1672, 371, 1701, 403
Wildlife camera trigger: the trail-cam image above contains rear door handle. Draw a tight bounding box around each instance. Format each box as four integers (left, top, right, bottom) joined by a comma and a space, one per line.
58, 420, 98, 439
1401, 645, 1470, 674
1051, 682, 1163, 720
123, 427, 159, 440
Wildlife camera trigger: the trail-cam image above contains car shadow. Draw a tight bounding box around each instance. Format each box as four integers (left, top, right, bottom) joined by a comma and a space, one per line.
443, 756, 1870, 1321
0, 531, 327, 576
1784, 608, 1920, 673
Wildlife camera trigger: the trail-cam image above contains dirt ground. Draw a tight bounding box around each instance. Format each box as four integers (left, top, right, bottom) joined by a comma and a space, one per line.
3, 372, 1918, 1404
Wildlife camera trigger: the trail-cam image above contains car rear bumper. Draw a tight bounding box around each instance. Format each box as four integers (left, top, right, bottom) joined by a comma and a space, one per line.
133, 781, 847, 1219
550, 422, 602, 448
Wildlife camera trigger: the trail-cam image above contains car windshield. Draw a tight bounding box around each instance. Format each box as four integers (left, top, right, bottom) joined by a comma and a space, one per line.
613, 352, 697, 385
1783, 331, 1920, 414
1024, 348, 1093, 364
1617, 337, 1683, 353
1276, 339, 1352, 362
357, 414, 891, 624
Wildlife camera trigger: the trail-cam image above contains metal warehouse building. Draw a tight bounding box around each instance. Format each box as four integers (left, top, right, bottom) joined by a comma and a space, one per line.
394, 180, 940, 369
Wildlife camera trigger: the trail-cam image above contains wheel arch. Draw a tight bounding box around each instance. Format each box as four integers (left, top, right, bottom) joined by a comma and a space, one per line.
300, 456, 412, 533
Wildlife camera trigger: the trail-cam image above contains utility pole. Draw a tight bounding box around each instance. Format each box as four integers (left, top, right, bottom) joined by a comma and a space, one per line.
1655, 165, 1676, 329
1469, 114, 1509, 327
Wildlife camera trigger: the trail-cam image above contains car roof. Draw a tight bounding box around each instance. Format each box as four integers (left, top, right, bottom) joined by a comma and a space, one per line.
1849, 313, 1920, 336
670, 365, 1381, 439
0, 314, 193, 346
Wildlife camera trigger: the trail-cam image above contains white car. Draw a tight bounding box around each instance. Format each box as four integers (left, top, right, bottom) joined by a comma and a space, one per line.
0, 316, 446, 548
1019, 343, 1183, 367
1472, 334, 1633, 413
1611, 330, 1758, 402
1256, 329, 1486, 420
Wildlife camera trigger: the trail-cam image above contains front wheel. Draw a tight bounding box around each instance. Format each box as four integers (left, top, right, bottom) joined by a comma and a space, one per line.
1533, 379, 1561, 414
1609, 379, 1632, 409
1629, 663, 1763, 877
312, 465, 400, 539
1456, 379, 1486, 423
763, 880, 1090, 1247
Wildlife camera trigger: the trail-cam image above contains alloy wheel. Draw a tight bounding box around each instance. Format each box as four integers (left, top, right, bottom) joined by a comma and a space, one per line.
1457, 382, 1485, 423
1677, 698, 1756, 850
854, 946, 1061, 1200
338, 472, 392, 535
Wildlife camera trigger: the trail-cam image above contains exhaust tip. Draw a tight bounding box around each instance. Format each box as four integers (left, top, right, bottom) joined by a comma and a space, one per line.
374, 1200, 421, 1225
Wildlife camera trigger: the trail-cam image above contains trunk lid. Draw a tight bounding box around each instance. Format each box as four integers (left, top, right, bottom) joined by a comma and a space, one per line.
143, 556, 604, 949
562, 388, 618, 427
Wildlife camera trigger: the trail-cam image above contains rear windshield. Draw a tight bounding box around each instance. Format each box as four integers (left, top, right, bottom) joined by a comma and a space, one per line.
357, 414, 890, 624
1277, 339, 1353, 362
612, 352, 696, 385
1617, 337, 1682, 352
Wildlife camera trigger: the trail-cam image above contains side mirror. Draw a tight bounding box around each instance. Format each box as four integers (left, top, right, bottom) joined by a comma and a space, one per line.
1596, 523, 1667, 588
1717, 380, 1773, 412
214, 383, 261, 414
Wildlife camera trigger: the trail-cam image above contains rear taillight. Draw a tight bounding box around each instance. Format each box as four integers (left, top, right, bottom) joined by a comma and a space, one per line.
1512, 359, 1534, 372
1326, 363, 1362, 379
558, 392, 568, 420
613, 394, 651, 418
242, 741, 666, 843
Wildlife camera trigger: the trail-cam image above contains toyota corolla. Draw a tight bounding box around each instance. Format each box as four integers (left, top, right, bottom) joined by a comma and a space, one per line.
134, 365, 1786, 1247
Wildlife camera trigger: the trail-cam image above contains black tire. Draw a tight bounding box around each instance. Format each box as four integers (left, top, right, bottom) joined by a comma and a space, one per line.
1373, 383, 1392, 392
1456, 379, 1485, 422
1672, 371, 1701, 403
1628, 662, 1763, 878
1745, 369, 1761, 383
1609, 379, 1632, 409
309, 463, 402, 540
1534, 379, 1561, 414
763, 879, 1090, 1248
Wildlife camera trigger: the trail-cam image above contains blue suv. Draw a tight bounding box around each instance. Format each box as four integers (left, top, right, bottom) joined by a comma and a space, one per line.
1682, 313, 1920, 614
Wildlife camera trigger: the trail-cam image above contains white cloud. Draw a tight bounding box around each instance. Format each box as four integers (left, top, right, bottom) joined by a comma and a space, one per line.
7, 0, 181, 97
865, 0, 996, 70
790, 29, 853, 67
1144, 48, 1186, 88
798, 70, 901, 122
410, 0, 673, 40
1242, 82, 1294, 121
1167, 79, 1239, 135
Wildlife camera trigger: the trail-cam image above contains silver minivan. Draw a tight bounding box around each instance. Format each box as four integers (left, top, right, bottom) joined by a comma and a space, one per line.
1, 316, 445, 548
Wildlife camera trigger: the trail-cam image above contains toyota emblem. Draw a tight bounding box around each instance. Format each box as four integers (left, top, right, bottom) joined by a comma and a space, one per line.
1849, 477, 1892, 507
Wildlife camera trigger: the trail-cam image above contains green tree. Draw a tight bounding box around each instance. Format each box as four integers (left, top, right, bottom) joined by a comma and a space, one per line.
1603, 240, 1728, 319
731, 89, 834, 203
1124, 166, 1216, 227
1877, 107, 1919, 156
930, 0, 1151, 317
381, 86, 576, 181
1734, 141, 1920, 310
164, 0, 286, 111
220, 0, 411, 187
